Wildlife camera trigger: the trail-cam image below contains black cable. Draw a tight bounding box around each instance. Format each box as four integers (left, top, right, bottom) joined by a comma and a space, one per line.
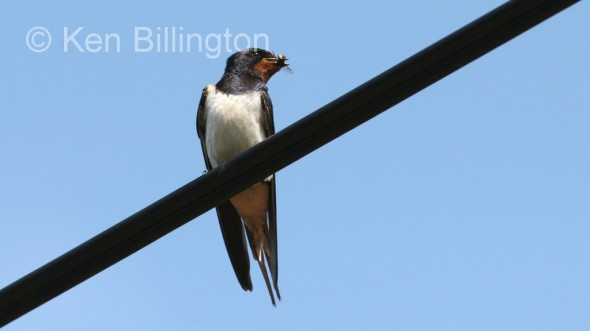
0, 0, 579, 326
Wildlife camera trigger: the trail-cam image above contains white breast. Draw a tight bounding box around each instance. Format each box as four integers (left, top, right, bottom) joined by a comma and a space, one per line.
204, 84, 266, 168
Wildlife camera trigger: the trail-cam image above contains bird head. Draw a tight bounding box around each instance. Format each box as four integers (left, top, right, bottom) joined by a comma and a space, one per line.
225, 48, 289, 83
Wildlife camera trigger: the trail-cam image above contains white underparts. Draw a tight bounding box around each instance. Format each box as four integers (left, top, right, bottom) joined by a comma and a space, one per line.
204, 85, 267, 168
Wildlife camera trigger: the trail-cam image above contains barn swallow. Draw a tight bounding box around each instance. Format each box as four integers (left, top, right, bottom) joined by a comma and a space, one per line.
196, 48, 288, 305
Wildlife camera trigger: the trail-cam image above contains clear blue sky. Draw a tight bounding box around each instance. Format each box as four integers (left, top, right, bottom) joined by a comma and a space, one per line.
1, 1, 589, 330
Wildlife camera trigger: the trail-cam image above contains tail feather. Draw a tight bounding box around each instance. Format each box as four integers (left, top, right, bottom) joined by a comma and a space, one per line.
268, 179, 280, 300
231, 182, 280, 305
256, 247, 276, 306
245, 228, 279, 306
261, 232, 281, 302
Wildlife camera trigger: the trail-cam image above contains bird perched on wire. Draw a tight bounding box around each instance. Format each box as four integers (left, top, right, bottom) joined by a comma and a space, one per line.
196, 48, 289, 305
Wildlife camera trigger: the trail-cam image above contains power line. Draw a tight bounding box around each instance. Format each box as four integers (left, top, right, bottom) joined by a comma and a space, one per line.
0, 0, 580, 327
